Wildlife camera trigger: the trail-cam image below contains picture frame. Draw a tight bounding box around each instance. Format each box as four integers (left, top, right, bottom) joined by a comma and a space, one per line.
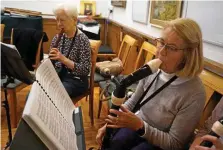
80, 1, 96, 16
111, 0, 127, 8
132, 0, 150, 24
150, 0, 182, 28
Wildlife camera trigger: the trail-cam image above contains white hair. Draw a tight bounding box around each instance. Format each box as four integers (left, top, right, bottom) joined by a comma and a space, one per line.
53, 3, 78, 19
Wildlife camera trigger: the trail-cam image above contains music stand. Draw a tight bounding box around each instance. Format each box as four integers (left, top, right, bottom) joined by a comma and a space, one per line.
1, 42, 34, 149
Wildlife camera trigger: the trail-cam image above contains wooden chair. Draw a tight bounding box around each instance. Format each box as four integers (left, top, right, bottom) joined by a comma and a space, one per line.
97, 41, 157, 118
95, 34, 137, 94
97, 45, 116, 59
1, 24, 5, 42
72, 40, 101, 126
190, 69, 223, 148
1, 28, 44, 128
134, 41, 157, 70
94, 34, 137, 83
197, 69, 223, 128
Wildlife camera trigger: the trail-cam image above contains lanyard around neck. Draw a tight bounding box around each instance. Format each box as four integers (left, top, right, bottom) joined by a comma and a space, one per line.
132, 71, 178, 113
62, 28, 78, 58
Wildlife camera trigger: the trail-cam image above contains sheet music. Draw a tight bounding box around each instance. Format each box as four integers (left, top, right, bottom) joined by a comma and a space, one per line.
35, 59, 75, 126
23, 82, 78, 150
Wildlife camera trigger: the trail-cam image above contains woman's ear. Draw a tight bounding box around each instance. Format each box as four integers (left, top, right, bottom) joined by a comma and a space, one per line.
72, 17, 78, 25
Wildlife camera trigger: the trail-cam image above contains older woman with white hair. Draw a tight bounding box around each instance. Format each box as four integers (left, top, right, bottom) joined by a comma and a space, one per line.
49, 3, 91, 99
96, 18, 206, 150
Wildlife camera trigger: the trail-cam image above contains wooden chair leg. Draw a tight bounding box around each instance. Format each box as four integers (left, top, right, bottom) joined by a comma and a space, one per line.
89, 94, 94, 126
88, 95, 90, 117
8, 89, 17, 128
97, 87, 103, 118
98, 100, 102, 119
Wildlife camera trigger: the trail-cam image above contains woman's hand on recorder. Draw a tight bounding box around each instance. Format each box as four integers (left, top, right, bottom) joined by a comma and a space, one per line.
105, 105, 144, 131
49, 48, 66, 62
194, 135, 223, 150
96, 124, 106, 147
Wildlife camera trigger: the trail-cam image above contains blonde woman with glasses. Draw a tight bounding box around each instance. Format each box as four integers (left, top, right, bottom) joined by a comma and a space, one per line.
96, 18, 206, 150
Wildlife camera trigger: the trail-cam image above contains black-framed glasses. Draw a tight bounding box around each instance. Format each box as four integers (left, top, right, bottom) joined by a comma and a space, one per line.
154, 38, 186, 52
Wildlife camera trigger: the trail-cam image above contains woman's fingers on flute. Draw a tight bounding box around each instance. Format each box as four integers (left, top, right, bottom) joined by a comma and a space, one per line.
105, 119, 113, 124
49, 49, 59, 59
49, 53, 58, 60
49, 48, 59, 54
51, 48, 59, 51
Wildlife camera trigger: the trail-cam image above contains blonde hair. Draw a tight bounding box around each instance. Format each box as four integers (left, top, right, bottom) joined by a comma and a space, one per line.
164, 18, 204, 78
53, 3, 78, 19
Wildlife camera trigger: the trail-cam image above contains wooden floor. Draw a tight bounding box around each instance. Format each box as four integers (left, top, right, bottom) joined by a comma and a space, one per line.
1, 86, 108, 149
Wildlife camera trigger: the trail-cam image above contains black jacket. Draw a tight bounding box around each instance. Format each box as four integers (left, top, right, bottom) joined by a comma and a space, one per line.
13, 28, 48, 70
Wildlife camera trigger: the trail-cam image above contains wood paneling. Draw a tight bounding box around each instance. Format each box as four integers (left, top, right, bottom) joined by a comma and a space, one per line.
107, 22, 121, 54
95, 18, 105, 45
42, 18, 59, 54
1, 24, 5, 42
108, 19, 154, 42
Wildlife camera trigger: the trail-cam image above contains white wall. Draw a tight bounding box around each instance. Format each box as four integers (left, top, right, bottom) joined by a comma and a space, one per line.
1, 0, 76, 14
1, 0, 108, 16
108, 0, 161, 38
1, 0, 223, 63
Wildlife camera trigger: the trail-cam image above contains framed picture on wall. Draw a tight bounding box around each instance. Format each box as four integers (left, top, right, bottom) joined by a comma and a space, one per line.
150, 0, 182, 28
132, 0, 150, 24
111, 0, 126, 8
80, 1, 96, 16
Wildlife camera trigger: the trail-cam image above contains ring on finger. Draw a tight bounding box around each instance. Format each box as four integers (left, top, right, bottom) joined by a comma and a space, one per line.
115, 117, 119, 125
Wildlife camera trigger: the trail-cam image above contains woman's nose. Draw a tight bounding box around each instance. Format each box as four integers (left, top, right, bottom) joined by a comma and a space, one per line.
57, 20, 62, 26
58, 24, 63, 29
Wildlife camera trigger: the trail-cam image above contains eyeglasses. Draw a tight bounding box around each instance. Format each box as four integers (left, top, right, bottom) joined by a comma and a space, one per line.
154, 38, 186, 52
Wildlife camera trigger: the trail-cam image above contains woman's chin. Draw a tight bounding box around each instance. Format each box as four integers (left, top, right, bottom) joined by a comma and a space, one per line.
160, 64, 168, 72
159, 64, 165, 70
59, 27, 65, 31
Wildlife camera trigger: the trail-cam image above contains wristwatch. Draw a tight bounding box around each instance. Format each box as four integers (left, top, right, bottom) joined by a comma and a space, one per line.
136, 123, 145, 136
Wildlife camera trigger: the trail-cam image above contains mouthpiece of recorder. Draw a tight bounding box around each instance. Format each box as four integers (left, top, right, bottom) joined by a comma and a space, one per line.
111, 93, 126, 106
146, 59, 162, 73
211, 120, 223, 137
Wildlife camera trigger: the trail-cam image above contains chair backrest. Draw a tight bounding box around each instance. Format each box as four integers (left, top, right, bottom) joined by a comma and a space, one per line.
1, 24, 5, 42
89, 40, 102, 90
33, 36, 44, 69
197, 70, 223, 128
10, 28, 44, 70
200, 70, 223, 107
117, 35, 137, 68
134, 41, 157, 70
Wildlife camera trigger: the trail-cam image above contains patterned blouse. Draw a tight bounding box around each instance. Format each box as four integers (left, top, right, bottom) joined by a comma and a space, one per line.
50, 29, 91, 76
